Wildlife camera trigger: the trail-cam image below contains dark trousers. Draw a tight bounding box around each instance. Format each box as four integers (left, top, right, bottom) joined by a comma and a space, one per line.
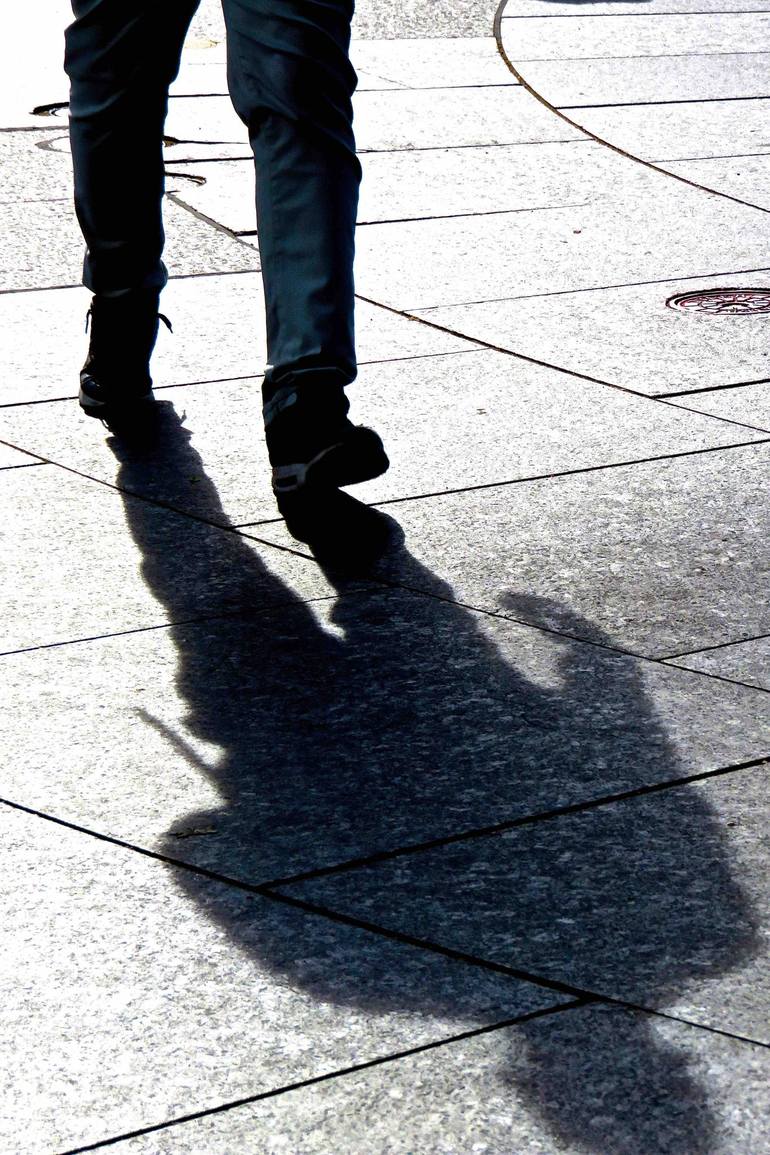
64, 0, 361, 386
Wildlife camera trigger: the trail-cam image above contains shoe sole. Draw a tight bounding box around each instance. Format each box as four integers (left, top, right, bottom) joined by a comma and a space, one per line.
272, 427, 389, 495
79, 386, 156, 426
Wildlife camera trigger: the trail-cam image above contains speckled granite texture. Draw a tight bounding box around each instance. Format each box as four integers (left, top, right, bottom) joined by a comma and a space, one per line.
2, 0, 768, 1150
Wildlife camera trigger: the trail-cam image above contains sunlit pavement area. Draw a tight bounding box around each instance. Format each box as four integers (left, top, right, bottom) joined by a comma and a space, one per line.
1, 0, 769, 1151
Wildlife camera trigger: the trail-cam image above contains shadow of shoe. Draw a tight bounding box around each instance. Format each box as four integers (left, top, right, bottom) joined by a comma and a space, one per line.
277, 488, 404, 574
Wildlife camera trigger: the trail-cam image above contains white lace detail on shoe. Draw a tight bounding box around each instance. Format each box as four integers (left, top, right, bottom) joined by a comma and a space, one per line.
271, 443, 344, 493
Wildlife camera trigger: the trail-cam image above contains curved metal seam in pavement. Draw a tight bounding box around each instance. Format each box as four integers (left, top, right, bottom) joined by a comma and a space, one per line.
493, 0, 770, 216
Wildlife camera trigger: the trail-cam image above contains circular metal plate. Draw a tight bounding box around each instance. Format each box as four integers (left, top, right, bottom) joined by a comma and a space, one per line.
667, 288, 770, 315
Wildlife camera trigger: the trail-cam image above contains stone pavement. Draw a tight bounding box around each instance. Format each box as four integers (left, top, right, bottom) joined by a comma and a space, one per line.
1, 0, 769, 1151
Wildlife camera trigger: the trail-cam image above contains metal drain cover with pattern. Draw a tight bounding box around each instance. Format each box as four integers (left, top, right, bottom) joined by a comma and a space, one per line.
667, 288, 770, 315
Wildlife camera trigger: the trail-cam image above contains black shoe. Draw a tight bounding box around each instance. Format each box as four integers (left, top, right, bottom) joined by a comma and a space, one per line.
262, 375, 389, 496
78, 291, 170, 428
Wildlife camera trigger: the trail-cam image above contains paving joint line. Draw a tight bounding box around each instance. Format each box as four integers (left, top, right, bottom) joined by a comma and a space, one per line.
357, 137, 582, 154
521, 49, 770, 63
648, 150, 770, 163
1, 529, 763, 699
413, 265, 770, 310
4, 781, 769, 1073
0, 267, 257, 297
259, 756, 770, 890
655, 376, 770, 398
359, 437, 770, 510
354, 201, 591, 227
654, 666, 769, 695
165, 190, 255, 243
561, 94, 770, 110
0, 435, 316, 561
360, 82, 520, 92
163, 140, 588, 162
227, 889, 770, 1050
58, 1002, 586, 1154
378, 580, 770, 701
2, 435, 769, 666
656, 399, 770, 437
0, 351, 481, 413
0, 196, 70, 206
0, 592, 368, 661
3, 433, 768, 548
660, 631, 770, 662
502, 8, 770, 16
2, 757, 766, 951
229, 203, 592, 236
356, 293, 641, 392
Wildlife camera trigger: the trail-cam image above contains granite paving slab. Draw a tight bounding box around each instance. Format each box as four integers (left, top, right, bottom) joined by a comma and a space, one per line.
662, 153, 770, 210
508, 13, 770, 59
0, 804, 558, 1155
2, 352, 765, 526
351, 70, 407, 92
573, 100, 770, 168
415, 272, 770, 394
172, 55, 240, 98
166, 88, 582, 153
354, 86, 582, 151
0, 443, 37, 468
0, 276, 472, 407
355, 183, 769, 310
167, 140, 657, 234
163, 140, 253, 163
0, 131, 74, 204
0, 1, 69, 130
664, 384, 770, 431
0, 460, 357, 654
165, 94, 246, 146
349, 37, 515, 88
359, 140, 596, 221
507, 0, 770, 14
3, 582, 770, 884
352, 0, 499, 39
255, 442, 770, 657
166, 141, 632, 229
0, 197, 254, 293
510, 56, 770, 108
184, 0, 226, 46
115, 1006, 770, 1155
284, 764, 770, 1040
665, 636, 770, 691
179, 0, 462, 56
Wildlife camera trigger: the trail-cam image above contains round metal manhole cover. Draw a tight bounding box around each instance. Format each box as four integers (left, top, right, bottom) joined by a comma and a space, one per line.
667, 288, 770, 315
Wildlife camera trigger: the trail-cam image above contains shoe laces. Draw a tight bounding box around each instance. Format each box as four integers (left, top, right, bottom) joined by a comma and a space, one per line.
84, 309, 173, 334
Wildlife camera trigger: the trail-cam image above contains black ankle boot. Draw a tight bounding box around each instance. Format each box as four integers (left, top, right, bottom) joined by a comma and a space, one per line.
78, 291, 170, 425
262, 373, 389, 496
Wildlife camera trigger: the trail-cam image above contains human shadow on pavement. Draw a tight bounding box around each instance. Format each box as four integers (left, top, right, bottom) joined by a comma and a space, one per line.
109, 404, 758, 1155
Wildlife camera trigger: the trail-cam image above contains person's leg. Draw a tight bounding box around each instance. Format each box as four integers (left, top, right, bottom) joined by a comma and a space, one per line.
222, 0, 387, 497
64, 0, 198, 419
223, 0, 359, 386
65, 0, 199, 295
